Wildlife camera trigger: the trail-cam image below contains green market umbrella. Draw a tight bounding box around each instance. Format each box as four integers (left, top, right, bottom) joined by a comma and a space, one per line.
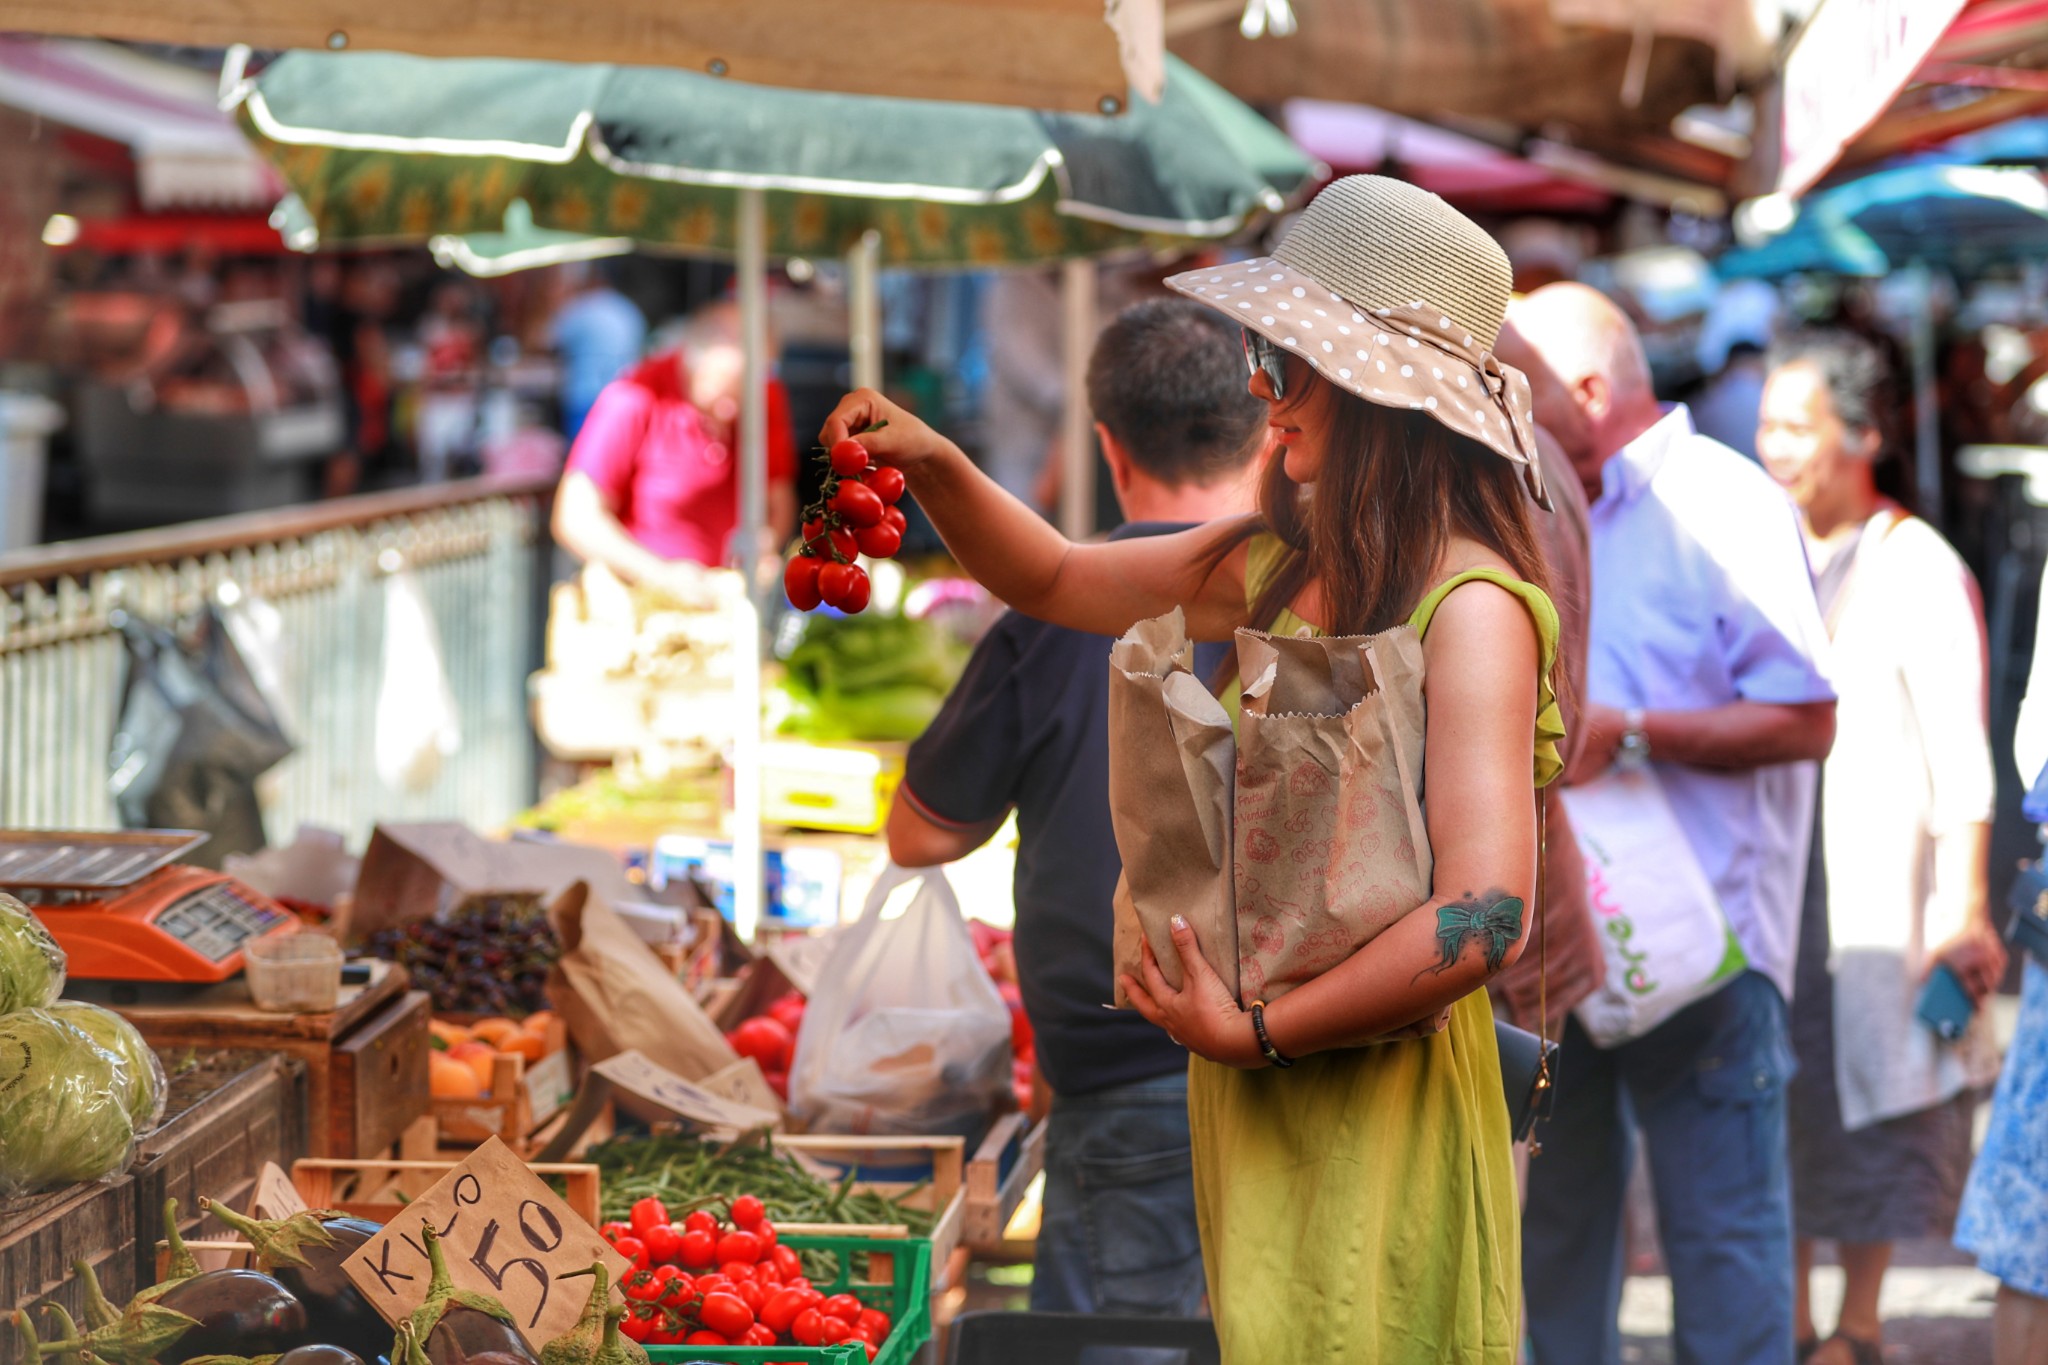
234, 50, 1314, 266
422, 198, 632, 277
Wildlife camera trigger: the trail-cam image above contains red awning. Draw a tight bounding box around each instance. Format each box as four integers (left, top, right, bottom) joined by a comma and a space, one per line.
53, 215, 287, 255
1759, 0, 2048, 193
1282, 101, 1613, 213
0, 37, 278, 210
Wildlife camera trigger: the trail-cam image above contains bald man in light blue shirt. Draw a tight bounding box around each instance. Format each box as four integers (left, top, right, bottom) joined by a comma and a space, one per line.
1499, 284, 1836, 1365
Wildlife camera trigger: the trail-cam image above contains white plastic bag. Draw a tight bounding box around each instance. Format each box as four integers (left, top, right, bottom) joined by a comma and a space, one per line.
1564, 768, 1749, 1047
787, 864, 1012, 1139
375, 569, 462, 793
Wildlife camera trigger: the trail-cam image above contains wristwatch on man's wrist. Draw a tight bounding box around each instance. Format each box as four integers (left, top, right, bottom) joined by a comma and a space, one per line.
1615, 707, 1651, 771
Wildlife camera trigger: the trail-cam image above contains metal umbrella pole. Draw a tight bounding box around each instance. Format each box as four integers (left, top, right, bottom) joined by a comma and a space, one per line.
732, 185, 769, 944
1908, 258, 1944, 528
848, 230, 884, 392
1058, 258, 1097, 540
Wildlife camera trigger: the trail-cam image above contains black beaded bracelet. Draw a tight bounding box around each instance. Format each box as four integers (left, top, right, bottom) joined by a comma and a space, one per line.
1250, 1000, 1293, 1069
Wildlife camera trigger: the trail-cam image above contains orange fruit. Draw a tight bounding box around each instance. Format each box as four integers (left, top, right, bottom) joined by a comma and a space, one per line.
429, 1018, 474, 1049
520, 1010, 555, 1036
430, 1052, 481, 1100
447, 1040, 497, 1093
469, 1017, 521, 1047
501, 1033, 545, 1063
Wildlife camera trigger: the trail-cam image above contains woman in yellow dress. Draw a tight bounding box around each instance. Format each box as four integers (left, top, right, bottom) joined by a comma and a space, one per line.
820, 174, 1562, 1364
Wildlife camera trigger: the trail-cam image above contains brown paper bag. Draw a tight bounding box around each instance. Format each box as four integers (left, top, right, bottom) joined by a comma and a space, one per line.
548, 882, 740, 1080
1233, 625, 1434, 1006
1107, 609, 1238, 1007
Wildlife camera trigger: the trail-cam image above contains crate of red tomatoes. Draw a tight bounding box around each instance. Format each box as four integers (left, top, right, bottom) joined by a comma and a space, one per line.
608, 1194, 931, 1364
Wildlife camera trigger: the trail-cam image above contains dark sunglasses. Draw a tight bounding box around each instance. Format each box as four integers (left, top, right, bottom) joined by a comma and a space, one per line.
1241, 329, 1288, 400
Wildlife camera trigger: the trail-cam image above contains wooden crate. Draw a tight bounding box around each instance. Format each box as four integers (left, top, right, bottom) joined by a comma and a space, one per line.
290, 1156, 603, 1227
771, 1134, 967, 1292
131, 1052, 307, 1283
109, 960, 413, 1157
0, 1175, 139, 1363
963, 1114, 1046, 1251
430, 1027, 588, 1159
330, 989, 431, 1160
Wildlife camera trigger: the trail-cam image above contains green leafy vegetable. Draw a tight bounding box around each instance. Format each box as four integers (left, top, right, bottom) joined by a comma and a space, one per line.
0, 893, 65, 1014
776, 611, 968, 742
0, 1009, 137, 1196
43, 1002, 166, 1129
588, 1130, 935, 1233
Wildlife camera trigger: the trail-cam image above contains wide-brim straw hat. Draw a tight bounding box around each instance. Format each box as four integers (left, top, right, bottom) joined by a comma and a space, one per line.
1167, 174, 1550, 509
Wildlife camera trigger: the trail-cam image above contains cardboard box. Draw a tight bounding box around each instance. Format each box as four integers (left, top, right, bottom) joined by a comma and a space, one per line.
343, 822, 639, 945
761, 740, 904, 835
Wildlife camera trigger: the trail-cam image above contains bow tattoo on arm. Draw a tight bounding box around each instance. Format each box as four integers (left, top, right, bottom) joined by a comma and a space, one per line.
1423, 890, 1526, 977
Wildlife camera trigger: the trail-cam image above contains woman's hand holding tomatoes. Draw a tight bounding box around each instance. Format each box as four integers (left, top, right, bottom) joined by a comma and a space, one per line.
784, 413, 911, 615
1120, 914, 1265, 1069
818, 388, 957, 474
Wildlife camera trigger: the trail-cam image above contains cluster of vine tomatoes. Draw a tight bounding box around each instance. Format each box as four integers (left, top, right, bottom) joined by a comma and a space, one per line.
784, 434, 906, 615
603, 1194, 892, 1358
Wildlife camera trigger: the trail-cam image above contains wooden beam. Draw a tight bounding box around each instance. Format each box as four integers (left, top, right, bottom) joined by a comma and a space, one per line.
0, 0, 1163, 113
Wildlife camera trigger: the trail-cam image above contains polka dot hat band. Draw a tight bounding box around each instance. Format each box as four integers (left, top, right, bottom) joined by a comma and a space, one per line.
1167, 174, 1551, 511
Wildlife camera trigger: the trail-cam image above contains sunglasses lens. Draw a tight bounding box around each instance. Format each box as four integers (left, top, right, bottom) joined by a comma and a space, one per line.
1242, 331, 1286, 398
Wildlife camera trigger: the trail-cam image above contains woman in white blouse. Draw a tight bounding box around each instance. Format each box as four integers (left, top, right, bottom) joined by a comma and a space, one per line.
1758, 328, 2008, 1365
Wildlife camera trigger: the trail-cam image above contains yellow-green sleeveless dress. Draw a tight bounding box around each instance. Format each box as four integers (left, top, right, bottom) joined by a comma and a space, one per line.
1189, 539, 1564, 1365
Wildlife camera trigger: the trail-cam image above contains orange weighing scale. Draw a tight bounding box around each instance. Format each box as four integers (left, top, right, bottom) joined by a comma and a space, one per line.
0, 829, 296, 982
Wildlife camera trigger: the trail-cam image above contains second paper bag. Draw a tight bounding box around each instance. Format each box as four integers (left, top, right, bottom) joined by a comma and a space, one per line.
1234, 625, 1433, 1005
1107, 609, 1237, 1007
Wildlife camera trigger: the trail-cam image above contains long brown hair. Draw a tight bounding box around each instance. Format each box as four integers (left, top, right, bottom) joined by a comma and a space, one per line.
1245, 383, 1548, 635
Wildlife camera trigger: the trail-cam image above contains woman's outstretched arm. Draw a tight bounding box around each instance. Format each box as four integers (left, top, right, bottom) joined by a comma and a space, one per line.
1123, 579, 1542, 1065
820, 388, 1254, 640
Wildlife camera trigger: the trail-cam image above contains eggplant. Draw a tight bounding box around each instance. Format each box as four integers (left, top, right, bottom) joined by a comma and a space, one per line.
423, 1311, 537, 1365
276, 1348, 370, 1365
201, 1198, 390, 1358
36, 1304, 86, 1365
151, 1270, 308, 1363
393, 1321, 536, 1365
538, 1266, 644, 1365
398, 1225, 535, 1365
41, 1262, 205, 1365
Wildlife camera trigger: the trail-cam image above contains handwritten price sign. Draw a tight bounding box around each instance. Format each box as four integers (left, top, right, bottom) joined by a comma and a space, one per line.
595, 1049, 780, 1135
341, 1137, 629, 1347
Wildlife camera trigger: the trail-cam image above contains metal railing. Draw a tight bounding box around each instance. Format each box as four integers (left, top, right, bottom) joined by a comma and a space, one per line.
0, 475, 551, 847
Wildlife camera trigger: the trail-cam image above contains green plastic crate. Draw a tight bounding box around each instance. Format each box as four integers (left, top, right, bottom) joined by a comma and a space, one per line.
644, 1233, 931, 1365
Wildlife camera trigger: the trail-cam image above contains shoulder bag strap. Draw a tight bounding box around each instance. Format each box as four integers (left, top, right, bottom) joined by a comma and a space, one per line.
1532, 788, 1551, 1156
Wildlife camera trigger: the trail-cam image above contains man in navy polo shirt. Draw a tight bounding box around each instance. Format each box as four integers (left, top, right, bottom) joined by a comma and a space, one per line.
887, 298, 1267, 1316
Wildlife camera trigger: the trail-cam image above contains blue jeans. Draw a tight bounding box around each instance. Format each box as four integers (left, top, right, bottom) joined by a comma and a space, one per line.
1030, 1070, 1205, 1317
1523, 970, 1797, 1365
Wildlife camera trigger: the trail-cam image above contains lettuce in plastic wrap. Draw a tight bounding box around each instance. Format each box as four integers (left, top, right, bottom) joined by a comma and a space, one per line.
0, 893, 65, 1014
43, 1001, 166, 1131
0, 1008, 138, 1196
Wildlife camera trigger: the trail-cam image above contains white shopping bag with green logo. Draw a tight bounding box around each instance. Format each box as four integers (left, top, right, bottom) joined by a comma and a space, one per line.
1562, 767, 1747, 1047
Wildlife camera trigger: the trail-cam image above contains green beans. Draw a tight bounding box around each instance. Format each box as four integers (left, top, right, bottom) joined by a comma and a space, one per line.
588, 1132, 936, 1234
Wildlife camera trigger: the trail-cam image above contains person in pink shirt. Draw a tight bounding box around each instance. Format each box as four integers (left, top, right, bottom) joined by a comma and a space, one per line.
551, 301, 796, 605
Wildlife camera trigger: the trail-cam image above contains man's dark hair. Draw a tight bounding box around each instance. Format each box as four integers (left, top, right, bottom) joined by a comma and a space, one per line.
1086, 298, 1266, 486
1766, 327, 1890, 436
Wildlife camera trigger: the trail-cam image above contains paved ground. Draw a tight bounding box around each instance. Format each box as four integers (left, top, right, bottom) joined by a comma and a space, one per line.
1620, 1240, 1998, 1364
958, 1239, 1999, 1364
